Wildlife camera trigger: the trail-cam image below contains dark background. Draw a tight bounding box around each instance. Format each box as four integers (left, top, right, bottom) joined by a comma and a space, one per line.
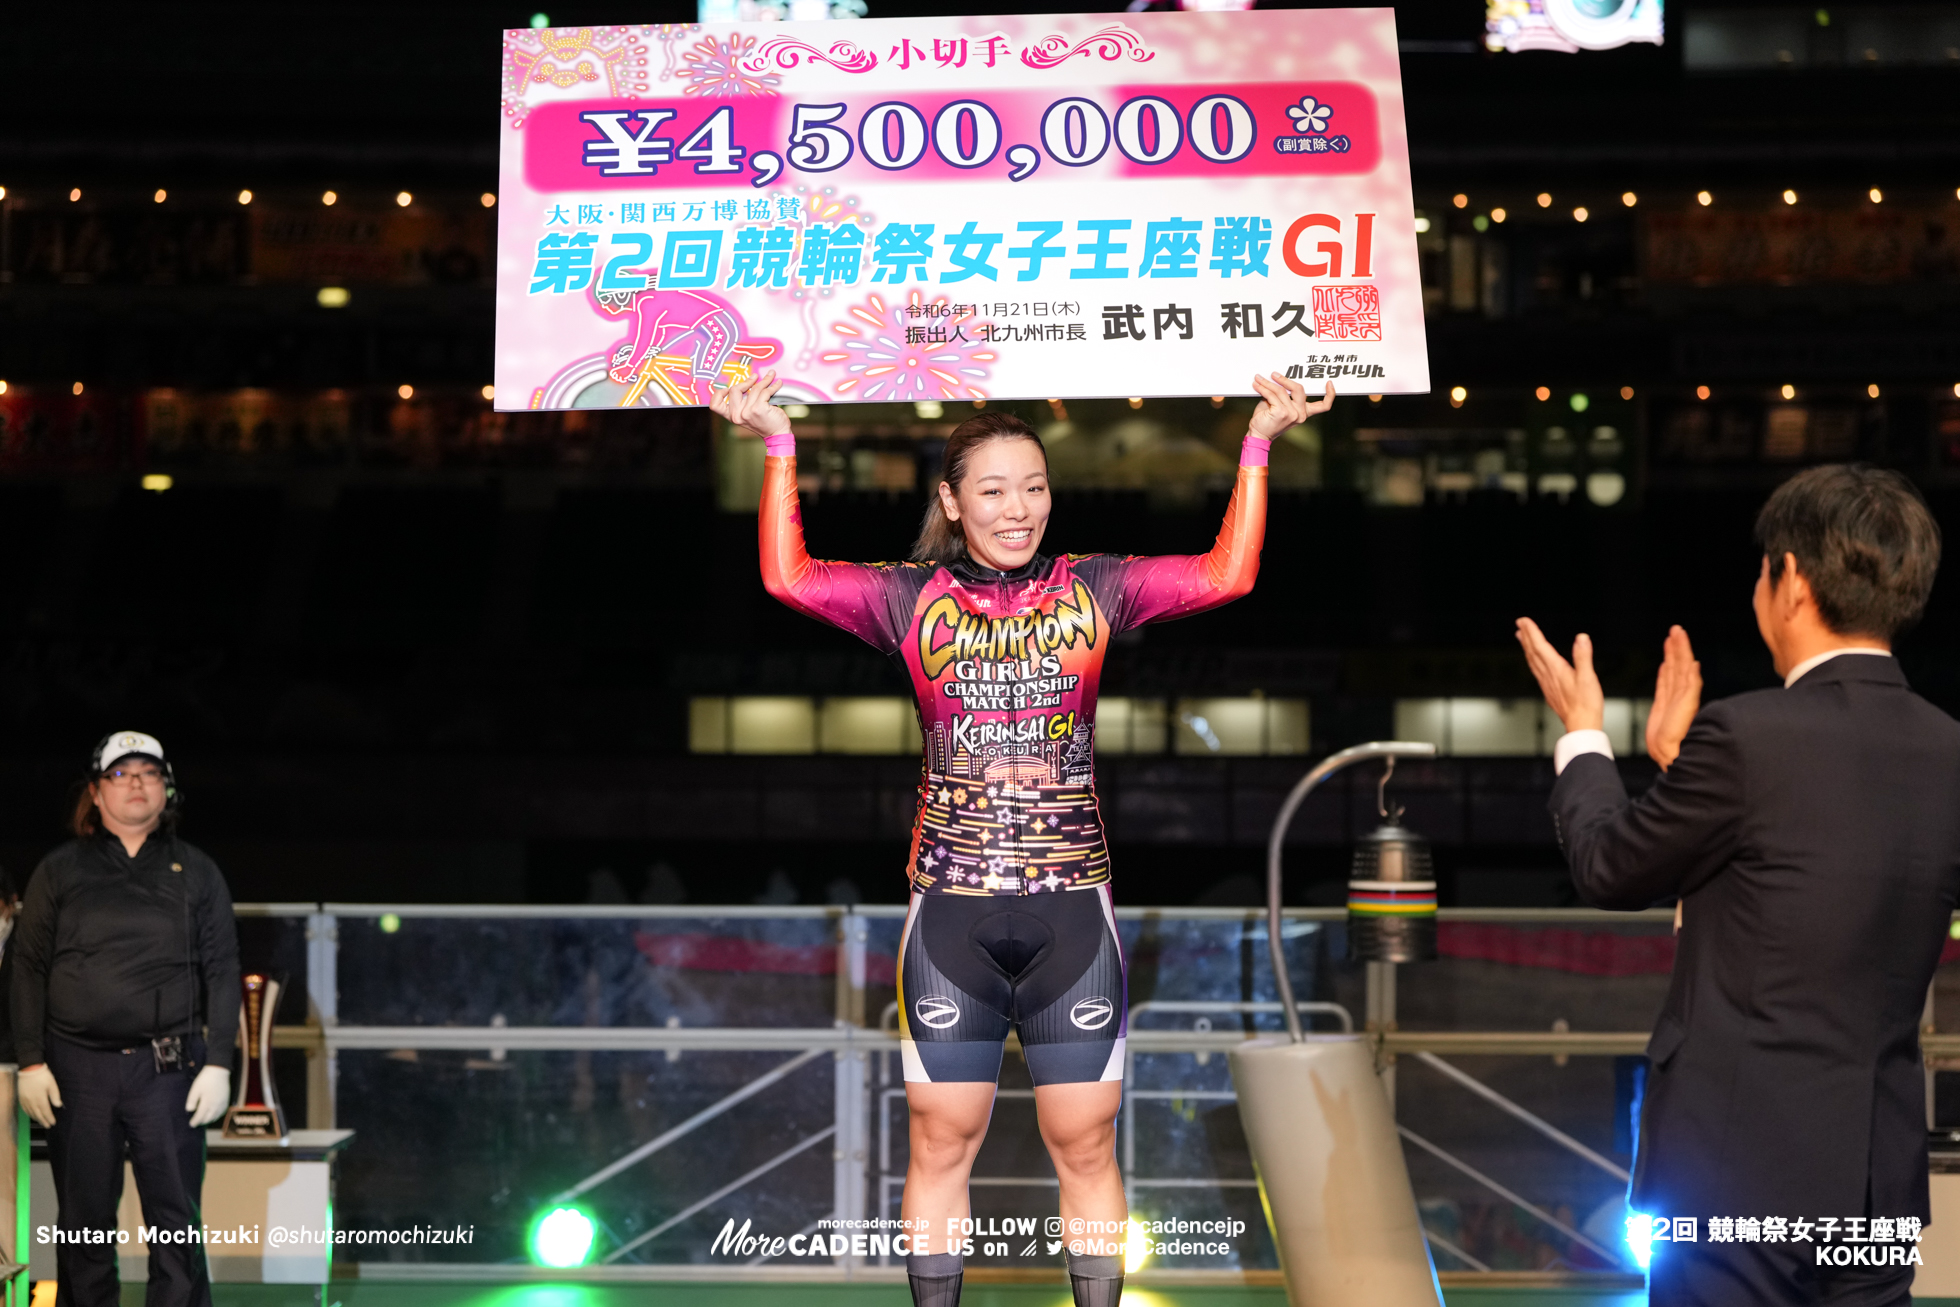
2, 1, 1957, 908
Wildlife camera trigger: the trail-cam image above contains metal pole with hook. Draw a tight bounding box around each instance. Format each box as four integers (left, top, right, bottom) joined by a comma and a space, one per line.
1266, 742, 1439, 1043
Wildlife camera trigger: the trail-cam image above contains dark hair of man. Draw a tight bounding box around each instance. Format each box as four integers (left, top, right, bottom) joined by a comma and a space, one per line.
1754, 463, 1941, 641
910, 411, 1047, 564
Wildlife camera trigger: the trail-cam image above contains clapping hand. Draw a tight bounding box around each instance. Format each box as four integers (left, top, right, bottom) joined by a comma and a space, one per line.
1248, 374, 1336, 441
708, 369, 790, 439
1514, 618, 1605, 734
1645, 625, 1702, 771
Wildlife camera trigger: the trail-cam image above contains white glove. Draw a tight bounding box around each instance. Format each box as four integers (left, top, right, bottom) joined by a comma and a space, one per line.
185, 1065, 231, 1127
18, 1064, 61, 1127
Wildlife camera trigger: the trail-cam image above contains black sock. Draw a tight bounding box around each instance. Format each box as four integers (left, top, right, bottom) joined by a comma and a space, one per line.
907, 1250, 963, 1307
1066, 1250, 1124, 1307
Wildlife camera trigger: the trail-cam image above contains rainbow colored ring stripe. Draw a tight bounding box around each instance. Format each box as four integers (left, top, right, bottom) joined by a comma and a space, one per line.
1347, 879, 1438, 917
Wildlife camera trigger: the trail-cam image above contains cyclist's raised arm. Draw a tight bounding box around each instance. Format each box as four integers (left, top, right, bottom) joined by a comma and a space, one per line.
717, 371, 916, 653
1093, 375, 1334, 630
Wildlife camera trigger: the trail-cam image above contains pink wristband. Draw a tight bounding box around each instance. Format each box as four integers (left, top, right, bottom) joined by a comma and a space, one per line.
764, 431, 796, 458
1240, 433, 1272, 468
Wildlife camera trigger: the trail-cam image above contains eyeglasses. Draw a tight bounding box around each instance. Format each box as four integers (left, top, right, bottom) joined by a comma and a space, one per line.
100, 766, 163, 787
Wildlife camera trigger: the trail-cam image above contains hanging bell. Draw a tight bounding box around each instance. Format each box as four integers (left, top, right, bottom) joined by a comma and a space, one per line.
1346, 815, 1438, 964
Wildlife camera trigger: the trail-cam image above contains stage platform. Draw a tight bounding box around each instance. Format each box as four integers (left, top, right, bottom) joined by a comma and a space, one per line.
177, 1284, 1657, 1307
117, 1281, 1960, 1307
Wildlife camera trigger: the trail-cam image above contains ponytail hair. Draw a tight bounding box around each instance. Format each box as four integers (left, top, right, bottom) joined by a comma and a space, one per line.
910, 412, 1047, 564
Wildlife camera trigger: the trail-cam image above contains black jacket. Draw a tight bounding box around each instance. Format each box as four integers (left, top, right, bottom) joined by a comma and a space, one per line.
11, 829, 240, 1069
1551, 654, 1960, 1222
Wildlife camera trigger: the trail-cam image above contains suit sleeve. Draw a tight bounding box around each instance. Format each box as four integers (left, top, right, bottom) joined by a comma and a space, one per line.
10, 858, 57, 1068
1550, 706, 1745, 910
1091, 461, 1268, 631
196, 860, 241, 1069
759, 453, 913, 653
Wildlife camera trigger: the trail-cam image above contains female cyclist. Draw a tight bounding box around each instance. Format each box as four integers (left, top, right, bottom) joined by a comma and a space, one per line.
713, 372, 1334, 1307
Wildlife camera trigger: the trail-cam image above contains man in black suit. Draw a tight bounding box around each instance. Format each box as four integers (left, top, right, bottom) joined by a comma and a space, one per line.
1517, 464, 1958, 1306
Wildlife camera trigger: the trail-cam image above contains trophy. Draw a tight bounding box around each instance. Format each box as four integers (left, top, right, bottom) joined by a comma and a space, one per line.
222, 973, 287, 1138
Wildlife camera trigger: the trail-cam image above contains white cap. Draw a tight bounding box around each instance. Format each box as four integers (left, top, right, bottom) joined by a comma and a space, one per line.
96, 730, 166, 775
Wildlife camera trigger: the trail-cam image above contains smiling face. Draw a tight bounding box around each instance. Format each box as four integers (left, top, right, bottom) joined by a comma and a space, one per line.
939, 436, 1051, 571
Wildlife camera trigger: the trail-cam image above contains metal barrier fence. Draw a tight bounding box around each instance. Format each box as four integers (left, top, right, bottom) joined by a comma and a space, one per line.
234, 901, 1960, 1284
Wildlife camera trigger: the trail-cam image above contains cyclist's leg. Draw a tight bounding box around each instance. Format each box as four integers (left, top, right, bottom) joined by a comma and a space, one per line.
1011, 885, 1130, 1306
1034, 1080, 1126, 1243
897, 892, 1012, 1269
902, 1081, 996, 1255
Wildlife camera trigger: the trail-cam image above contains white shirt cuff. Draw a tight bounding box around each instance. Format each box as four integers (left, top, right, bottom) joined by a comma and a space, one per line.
1553, 729, 1614, 775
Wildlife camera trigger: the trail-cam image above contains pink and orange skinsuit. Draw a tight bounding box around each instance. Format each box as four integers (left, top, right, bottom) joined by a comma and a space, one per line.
758, 425, 1270, 899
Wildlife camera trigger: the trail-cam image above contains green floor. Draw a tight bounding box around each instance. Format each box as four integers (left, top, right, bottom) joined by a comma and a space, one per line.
152, 1283, 1960, 1307
173, 1282, 1649, 1307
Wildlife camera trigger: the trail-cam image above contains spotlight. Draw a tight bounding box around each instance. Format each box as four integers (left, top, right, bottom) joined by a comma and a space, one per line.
0, 187, 7, 201
69, 188, 82, 202
1452, 193, 1468, 209
72, 382, 84, 396
317, 287, 350, 308
480, 192, 497, 208
238, 189, 253, 206
322, 190, 338, 206
1490, 207, 1507, 223
530, 12, 550, 28
482, 384, 496, 400
396, 191, 413, 208
1620, 386, 1635, 400
1128, 397, 1143, 409
529, 1207, 595, 1268
1210, 396, 1224, 408
1449, 386, 1467, 407
153, 189, 167, 204
0, 380, 7, 394
1869, 188, 1883, 204
142, 474, 173, 492
1368, 394, 1383, 403
1472, 214, 1489, 232
1536, 192, 1552, 208
1697, 191, 1713, 206
914, 400, 944, 419
1780, 384, 1796, 400
1626, 1212, 1655, 1269
1573, 207, 1589, 223
1570, 392, 1590, 412
1868, 384, 1881, 398
1782, 189, 1798, 205
397, 384, 414, 400
1413, 216, 1431, 234
1696, 385, 1711, 400
1534, 386, 1551, 402
1621, 191, 1638, 207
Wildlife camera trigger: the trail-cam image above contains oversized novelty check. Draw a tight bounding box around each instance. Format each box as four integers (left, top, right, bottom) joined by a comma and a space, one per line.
494, 9, 1427, 409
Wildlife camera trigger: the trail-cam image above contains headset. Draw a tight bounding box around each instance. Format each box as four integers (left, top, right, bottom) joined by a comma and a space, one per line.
88, 730, 182, 814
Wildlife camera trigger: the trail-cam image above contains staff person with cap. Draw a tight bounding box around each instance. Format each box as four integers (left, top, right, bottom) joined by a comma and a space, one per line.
13, 731, 240, 1307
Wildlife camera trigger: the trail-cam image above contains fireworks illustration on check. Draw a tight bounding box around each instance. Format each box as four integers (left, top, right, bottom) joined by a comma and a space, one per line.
819, 291, 997, 402
777, 186, 875, 370
651, 23, 700, 81
677, 35, 782, 97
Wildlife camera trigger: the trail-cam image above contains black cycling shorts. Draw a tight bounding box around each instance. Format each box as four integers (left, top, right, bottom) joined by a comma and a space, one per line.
897, 884, 1128, 1087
